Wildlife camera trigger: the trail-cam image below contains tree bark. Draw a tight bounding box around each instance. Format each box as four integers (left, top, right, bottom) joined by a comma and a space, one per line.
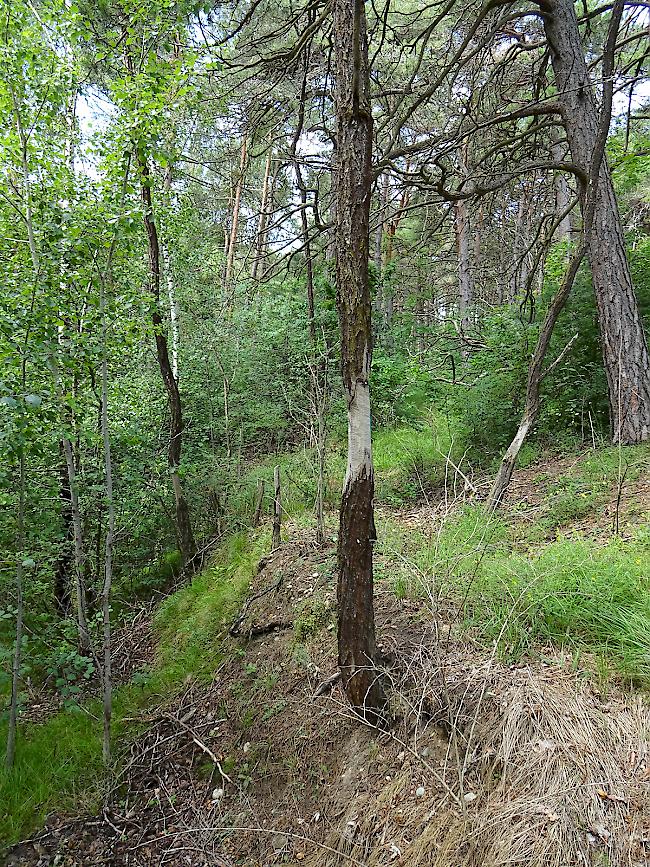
6, 452, 25, 769
62, 436, 91, 653
333, 0, 386, 725
54, 451, 73, 614
488, 0, 628, 508
551, 135, 573, 242
455, 146, 472, 349
161, 243, 180, 381
455, 200, 472, 341
138, 152, 197, 567
251, 149, 273, 280
487, 245, 585, 508
542, 0, 650, 443
225, 136, 247, 287
272, 465, 281, 549
99, 276, 114, 766
253, 478, 265, 527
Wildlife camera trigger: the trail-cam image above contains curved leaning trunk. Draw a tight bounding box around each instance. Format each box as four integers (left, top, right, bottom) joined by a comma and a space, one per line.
333, 0, 386, 725
542, 0, 650, 443
139, 152, 197, 568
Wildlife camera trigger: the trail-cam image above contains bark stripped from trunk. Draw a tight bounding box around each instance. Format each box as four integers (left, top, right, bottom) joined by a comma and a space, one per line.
139, 152, 197, 567
543, 0, 650, 443
334, 0, 387, 725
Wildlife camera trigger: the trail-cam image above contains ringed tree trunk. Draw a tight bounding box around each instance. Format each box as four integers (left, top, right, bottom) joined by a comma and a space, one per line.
542, 0, 650, 443
333, 0, 387, 725
138, 152, 197, 568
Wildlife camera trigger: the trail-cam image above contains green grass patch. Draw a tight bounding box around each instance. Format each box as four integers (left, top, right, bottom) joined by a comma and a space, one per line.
537, 443, 649, 532
0, 528, 265, 851
153, 529, 269, 682
228, 410, 466, 519
378, 501, 650, 684
465, 534, 650, 681
373, 411, 465, 505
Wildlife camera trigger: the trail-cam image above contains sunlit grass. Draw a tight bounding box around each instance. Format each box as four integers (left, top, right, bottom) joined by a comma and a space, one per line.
0, 528, 265, 850
378, 504, 650, 684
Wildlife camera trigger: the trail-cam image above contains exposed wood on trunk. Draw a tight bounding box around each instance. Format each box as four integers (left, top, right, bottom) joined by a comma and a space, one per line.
542, 0, 650, 443
333, 0, 387, 725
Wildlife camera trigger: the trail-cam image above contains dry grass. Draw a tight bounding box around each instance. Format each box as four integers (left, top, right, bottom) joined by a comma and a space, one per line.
305, 639, 650, 867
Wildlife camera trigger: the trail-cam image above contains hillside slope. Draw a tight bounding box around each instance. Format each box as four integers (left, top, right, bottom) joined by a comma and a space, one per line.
4, 445, 650, 867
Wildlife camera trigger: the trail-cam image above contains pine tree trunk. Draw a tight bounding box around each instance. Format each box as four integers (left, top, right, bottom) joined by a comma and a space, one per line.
455, 198, 472, 343
551, 135, 573, 242
334, 0, 386, 725
543, 0, 650, 443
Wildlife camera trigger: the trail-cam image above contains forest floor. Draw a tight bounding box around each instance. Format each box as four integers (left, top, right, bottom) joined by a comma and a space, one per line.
3, 445, 650, 867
